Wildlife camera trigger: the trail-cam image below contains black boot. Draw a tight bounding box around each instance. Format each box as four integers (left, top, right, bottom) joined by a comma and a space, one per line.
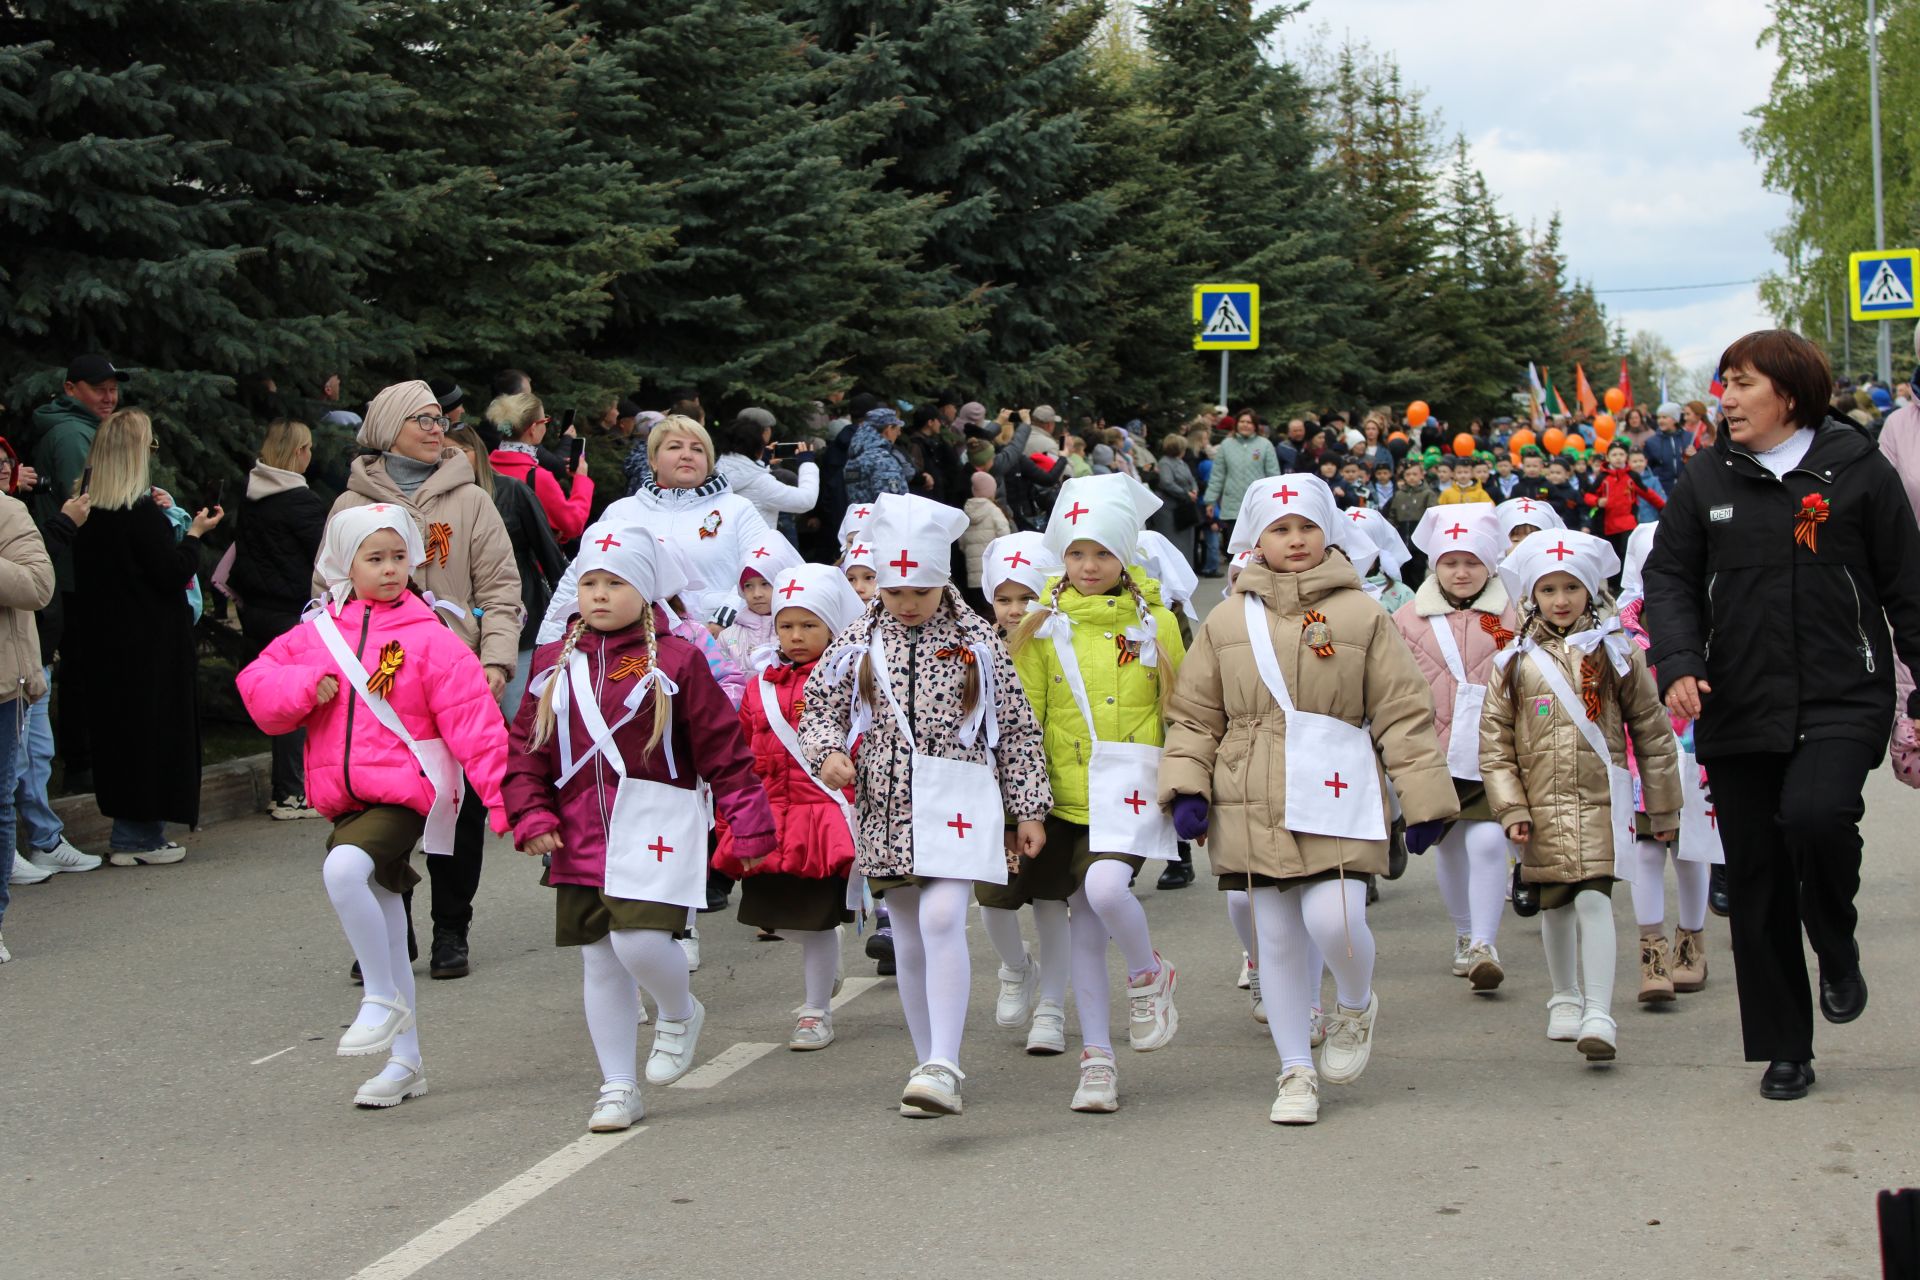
430, 926, 470, 980
1156, 845, 1195, 890
1385, 818, 1409, 881
1708, 864, 1730, 917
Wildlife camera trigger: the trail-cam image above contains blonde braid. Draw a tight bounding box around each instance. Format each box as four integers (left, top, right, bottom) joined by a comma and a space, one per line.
1118, 569, 1168, 718
1009, 574, 1069, 656
526, 618, 588, 751
638, 600, 672, 758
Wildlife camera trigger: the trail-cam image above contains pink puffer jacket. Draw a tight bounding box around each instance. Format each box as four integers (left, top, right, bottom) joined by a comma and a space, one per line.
238, 592, 511, 827
1391, 574, 1517, 760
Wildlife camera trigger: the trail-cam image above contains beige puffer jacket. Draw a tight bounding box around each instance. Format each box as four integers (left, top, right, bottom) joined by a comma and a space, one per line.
1479, 629, 1682, 883
0, 493, 52, 705
318, 452, 523, 673
1159, 555, 1456, 880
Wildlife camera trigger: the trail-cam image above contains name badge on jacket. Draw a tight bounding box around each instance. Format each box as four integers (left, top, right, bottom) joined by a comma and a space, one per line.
1710, 505, 1734, 523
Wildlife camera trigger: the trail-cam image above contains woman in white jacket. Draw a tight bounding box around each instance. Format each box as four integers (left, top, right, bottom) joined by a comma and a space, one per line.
713, 409, 819, 528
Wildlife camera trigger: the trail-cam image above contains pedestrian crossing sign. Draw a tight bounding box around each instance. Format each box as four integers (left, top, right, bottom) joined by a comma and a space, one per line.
1193, 283, 1260, 350
1848, 249, 1920, 321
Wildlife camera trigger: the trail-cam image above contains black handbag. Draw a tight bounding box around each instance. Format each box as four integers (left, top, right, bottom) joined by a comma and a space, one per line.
1511, 861, 1540, 917
1172, 498, 1198, 530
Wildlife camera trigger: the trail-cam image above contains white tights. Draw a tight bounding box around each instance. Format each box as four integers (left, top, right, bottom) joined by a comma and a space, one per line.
886, 879, 973, 1070
1068, 859, 1162, 1053
581, 928, 697, 1086
1251, 879, 1374, 1071
1629, 838, 1709, 933
1227, 887, 1323, 1008
979, 901, 1070, 1008
1434, 820, 1510, 947
788, 928, 842, 1012
323, 844, 419, 1076
1540, 889, 1616, 1021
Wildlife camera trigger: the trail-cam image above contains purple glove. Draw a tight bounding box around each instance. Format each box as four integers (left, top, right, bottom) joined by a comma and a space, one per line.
1172, 793, 1211, 841
1404, 818, 1446, 854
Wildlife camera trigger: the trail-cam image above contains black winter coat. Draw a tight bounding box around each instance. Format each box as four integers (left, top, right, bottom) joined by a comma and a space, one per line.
1643, 415, 1920, 760
70, 500, 203, 825
230, 486, 328, 618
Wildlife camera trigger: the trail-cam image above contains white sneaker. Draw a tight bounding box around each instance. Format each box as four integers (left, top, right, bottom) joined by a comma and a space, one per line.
1269, 1066, 1320, 1125
1249, 965, 1267, 1024
0, 930, 11, 963
678, 926, 700, 972
1237, 952, 1252, 989
108, 841, 185, 867
901, 1062, 963, 1116
637, 1001, 649, 1026
788, 1007, 835, 1051
269, 798, 304, 821
1127, 952, 1178, 1052
1309, 1008, 1326, 1049
1025, 1000, 1067, 1055
994, 950, 1037, 1027
28, 839, 101, 873
588, 1082, 644, 1132
1318, 991, 1378, 1085
645, 999, 706, 1084
8, 855, 54, 885
1577, 1012, 1618, 1062
1546, 994, 1583, 1042
1466, 942, 1505, 992
354, 1059, 427, 1108
1451, 933, 1472, 977
1070, 1048, 1119, 1113
336, 994, 414, 1057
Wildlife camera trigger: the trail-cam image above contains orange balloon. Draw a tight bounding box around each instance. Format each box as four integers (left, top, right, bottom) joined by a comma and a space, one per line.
1542, 427, 1567, 455
1594, 414, 1617, 442
1452, 433, 1475, 457
1406, 400, 1431, 428
1604, 386, 1626, 414
1387, 431, 1409, 445
1510, 428, 1537, 452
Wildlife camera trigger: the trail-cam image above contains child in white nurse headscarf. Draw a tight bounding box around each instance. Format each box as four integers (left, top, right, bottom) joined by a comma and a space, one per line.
1481, 529, 1681, 1064
1495, 495, 1565, 557
716, 531, 805, 674
1160, 473, 1457, 1126
1342, 507, 1416, 612
797, 493, 1052, 1119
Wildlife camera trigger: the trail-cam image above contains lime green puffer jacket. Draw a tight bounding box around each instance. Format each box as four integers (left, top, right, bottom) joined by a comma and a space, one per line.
1012, 575, 1187, 825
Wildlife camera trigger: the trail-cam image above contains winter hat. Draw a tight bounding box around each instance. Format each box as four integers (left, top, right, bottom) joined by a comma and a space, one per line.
769, 563, 866, 638
1413, 504, 1502, 576
867, 492, 968, 589
1494, 495, 1565, 544
1656, 402, 1683, 421
358, 380, 439, 452
315, 503, 426, 608
1342, 507, 1412, 581
966, 440, 995, 468
736, 529, 803, 587
971, 471, 997, 500
981, 531, 1059, 600
957, 401, 988, 433
1499, 528, 1620, 610
861, 406, 903, 432
1042, 473, 1160, 566
1871, 385, 1894, 412
1133, 529, 1200, 621
1618, 522, 1659, 604
1226, 473, 1371, 565
1089, 443, 1115, 469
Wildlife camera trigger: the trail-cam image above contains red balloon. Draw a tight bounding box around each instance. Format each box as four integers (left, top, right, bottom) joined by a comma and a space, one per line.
1406, 400, 1431, 428
1452, 433, 1475, 457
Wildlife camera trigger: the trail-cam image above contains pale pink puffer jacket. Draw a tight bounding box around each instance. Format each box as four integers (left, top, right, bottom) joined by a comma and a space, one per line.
238, 591, 510, 827
1391, 574, 1517, 760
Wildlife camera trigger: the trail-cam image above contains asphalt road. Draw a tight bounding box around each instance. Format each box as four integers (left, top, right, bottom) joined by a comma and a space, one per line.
4, 762, 1916, 1280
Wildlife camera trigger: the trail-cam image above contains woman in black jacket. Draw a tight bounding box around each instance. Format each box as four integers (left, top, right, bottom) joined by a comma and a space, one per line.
448, 427, 564, 716
1644, 329, 1920, 1101
229, 420, 328, 819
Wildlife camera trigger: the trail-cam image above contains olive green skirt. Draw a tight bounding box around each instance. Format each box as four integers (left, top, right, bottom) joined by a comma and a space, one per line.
329, 806, 426, 895
551, 880, 687, 946
739, 873, 853, 932
1539, 877, 1616, 912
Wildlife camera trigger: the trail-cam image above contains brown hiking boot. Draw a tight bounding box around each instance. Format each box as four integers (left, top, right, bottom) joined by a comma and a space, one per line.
1638, 934, 1675, 1003
1671, 928, 1708, 992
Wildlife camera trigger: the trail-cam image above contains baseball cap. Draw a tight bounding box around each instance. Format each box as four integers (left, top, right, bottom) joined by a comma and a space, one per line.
1031, 404, 1059, 424
66, 354, 130, 385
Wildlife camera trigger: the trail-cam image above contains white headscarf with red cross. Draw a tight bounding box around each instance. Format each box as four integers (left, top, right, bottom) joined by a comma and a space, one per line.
1413, 504, 1502, 576
867, 493, 968, 589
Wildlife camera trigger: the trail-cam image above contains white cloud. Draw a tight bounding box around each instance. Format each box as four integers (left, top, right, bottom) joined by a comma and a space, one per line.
1277, 0, 1794, 362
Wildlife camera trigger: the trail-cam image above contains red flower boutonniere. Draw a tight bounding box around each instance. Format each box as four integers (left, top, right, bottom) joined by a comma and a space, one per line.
1794, 492, 1829, 554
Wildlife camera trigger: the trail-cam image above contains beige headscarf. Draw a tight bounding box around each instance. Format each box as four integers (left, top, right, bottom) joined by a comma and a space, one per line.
357, 380, 437, 452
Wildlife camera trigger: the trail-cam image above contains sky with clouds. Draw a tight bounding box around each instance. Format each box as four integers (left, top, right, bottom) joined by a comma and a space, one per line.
1274, 0, 1794, 381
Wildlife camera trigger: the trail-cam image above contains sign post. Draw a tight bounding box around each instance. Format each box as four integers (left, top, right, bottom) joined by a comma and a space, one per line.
1193, 283, 1259, 410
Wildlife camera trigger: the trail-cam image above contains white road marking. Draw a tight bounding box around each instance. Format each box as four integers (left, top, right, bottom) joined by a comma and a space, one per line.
669, 1041, 779, 1089
349, 1127, 647, 1280
343, 960, 888, 1276
250, 1046, 296, 1065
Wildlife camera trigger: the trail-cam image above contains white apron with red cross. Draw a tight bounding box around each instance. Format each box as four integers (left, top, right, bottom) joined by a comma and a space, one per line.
1049, 632, 1177, 860
1428, 615, 1488, 781
1672, 730, 1724, 865
1242, 593, 1386, 840
869, 633, 1008, 884
562, 652, 709, 909
1525, 647, 1637, 865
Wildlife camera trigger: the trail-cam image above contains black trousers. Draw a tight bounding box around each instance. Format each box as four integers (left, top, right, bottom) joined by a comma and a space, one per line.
1702, 741, 1875, 1062
404, 778, 486, 936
